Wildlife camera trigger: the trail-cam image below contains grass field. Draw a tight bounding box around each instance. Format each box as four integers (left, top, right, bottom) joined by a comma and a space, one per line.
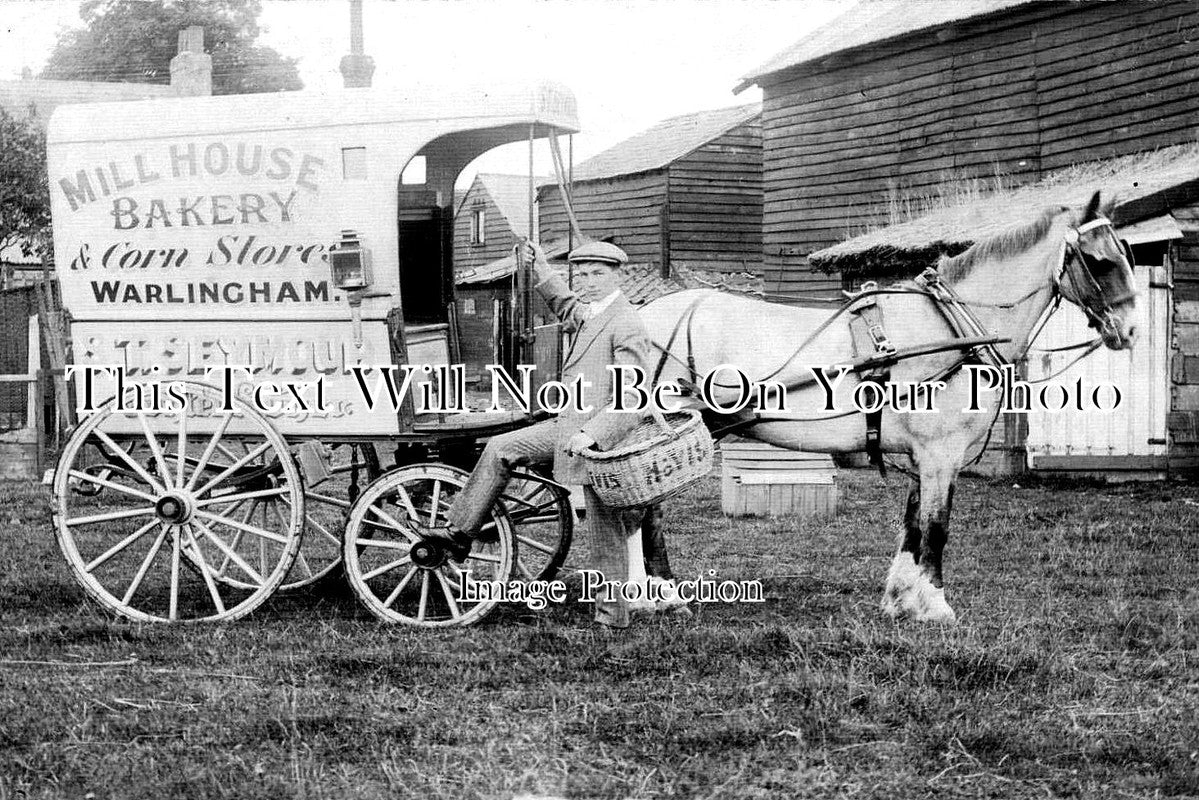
2, 469, 1197, 799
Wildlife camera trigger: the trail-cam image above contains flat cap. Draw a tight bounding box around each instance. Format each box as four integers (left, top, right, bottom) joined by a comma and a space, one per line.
567, 241, 628, 267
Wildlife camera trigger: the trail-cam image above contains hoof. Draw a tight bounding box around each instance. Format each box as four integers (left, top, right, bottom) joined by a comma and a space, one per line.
881, 554, 958, 624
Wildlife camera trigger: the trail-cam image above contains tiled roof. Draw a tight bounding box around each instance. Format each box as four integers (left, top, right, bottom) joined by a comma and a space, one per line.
738, 0, 1037, 89
560, 103, 761, 183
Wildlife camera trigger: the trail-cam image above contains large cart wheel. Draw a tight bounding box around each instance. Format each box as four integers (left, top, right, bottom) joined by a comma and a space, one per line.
502, 470, 573, 581
342, 464, 514, 627
51, 381, 305, 622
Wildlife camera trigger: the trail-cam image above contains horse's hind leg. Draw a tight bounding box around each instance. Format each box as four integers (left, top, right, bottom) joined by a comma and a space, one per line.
881, 464, 958, 623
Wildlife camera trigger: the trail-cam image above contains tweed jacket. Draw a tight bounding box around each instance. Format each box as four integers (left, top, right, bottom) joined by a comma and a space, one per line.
535, 273, 654, 485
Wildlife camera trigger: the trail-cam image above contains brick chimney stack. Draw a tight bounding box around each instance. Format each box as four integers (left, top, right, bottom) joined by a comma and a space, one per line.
339, 0, 375, 88
170, 26, 212, 96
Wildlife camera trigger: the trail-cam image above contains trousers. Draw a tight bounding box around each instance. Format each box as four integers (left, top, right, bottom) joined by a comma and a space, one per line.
447, 419, 634, 628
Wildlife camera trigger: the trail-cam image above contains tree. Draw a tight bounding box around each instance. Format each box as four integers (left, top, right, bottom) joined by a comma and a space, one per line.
41, 0, 303, 95
0, 106, 51, 262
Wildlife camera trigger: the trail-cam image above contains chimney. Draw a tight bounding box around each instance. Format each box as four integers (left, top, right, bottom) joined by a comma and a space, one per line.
339, 0, 375, 88
170, 26, 212, 96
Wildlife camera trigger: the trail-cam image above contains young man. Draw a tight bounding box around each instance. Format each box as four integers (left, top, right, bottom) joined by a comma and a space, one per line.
442, 240, 654, 629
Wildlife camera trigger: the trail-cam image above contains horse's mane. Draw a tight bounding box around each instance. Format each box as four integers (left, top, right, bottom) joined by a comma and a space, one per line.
938, 205, 1069, 282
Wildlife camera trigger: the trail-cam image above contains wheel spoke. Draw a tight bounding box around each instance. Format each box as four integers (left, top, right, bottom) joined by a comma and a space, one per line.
514, 535, 557, 556
122, 524, 170, 605
195, 486, 289, 507
194, 440, 274, 497
67, 469, 159, 503
65, 506, 157, 527
183, 524, 226, 615
417, 571, 430, 621
510, 510, 558, 525
356, 537, 414, 551
167, 526, 182, 620
93, 429, 164, 492
515, 559, 535, 581
394, 485, 421, 522
85, 518, 160, 573
428, 480, 441, 526
293, 548, 313, 579
365, 504, 421, 541
381, 565, 418, 609
174, 404, 188, 487
435, 571, 461, 619
215, 500, 255, 577
362, 555, 412, 581
465, 551, 502, 565
192, 517, 265, 585
297, 504, 339, 545
306, 491, 351, 510
184, 413, 233, 491
194, 509, 289, 544
138, 414, 175, 489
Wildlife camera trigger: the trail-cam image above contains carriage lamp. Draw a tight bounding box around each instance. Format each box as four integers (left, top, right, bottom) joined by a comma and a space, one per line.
327, 230, 374, 349
329, 229, 372, 292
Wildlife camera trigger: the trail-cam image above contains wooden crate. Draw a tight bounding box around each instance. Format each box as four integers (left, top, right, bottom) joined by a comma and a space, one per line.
720, 439, 839, 518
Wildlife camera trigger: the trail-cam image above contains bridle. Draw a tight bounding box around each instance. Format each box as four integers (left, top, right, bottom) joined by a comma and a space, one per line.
1053, 216, 1139, 332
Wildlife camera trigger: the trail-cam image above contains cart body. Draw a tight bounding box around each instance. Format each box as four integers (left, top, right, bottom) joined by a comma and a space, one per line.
49, 81, 578, 437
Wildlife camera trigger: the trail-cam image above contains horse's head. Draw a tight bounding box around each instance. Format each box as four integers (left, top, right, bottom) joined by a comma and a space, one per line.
1056, 191, 1138, 350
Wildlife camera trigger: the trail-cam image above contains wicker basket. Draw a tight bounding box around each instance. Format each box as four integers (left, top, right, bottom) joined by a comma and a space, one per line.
580, 409, 714, 509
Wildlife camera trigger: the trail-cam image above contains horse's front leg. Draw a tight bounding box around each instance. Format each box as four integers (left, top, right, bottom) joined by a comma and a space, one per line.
881, 465, 958, 623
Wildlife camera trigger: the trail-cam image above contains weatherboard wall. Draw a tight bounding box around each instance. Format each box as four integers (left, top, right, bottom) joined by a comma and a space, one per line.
757, 0, 1199, 299
538, 172, 668, 268
538, 120, 764, 274
453, 179, 522, 273
666, 120, 764, 272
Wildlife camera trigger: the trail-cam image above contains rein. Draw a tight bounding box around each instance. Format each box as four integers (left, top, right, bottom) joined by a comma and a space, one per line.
648, 214, 1130, 443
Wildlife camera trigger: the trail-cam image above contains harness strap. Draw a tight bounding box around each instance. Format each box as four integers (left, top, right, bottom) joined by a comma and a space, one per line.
651, 296, 705, 385
847, 283, 895, 475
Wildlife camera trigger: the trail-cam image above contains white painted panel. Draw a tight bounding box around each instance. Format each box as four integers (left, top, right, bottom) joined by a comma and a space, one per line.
1026, 264, 1168, 464
71, 320, 403, 437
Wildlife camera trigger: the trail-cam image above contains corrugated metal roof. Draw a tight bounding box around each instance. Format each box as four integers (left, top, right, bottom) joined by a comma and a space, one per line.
563, 103, 761, 183
810, 141, 1199, 274
0, 78, 172, 128
738, 0, 1038, 89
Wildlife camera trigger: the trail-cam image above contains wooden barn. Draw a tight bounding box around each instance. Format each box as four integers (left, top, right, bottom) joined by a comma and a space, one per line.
538, 103, 762, 275
736, 0, 1199, 300
811, 144, 1199, 477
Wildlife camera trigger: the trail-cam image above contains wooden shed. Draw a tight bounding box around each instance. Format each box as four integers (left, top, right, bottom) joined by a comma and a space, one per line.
811, 143, 1199, 477
452, 173, 538, 273
538, 103, 762, 275
736, 0, 1199, 300
454, 240, 686, 391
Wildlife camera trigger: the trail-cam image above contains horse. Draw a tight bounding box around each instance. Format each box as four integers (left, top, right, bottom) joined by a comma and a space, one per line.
636, 191, 1138, 622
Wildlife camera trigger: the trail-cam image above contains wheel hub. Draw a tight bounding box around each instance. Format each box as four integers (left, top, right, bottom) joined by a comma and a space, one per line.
155, 492, 194, 523
410, 539, 448, 569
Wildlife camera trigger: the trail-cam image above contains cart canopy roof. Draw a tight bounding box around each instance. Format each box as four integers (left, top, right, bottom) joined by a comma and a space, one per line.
47, 79, 579, 146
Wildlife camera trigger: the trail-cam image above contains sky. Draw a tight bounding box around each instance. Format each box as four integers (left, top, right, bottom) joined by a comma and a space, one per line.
0, 0, 850, 186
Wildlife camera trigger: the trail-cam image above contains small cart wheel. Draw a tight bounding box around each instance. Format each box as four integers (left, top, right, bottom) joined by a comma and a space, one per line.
502, 470, 573, 581
51, 381, 304, 622
342, 464, 514, 627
